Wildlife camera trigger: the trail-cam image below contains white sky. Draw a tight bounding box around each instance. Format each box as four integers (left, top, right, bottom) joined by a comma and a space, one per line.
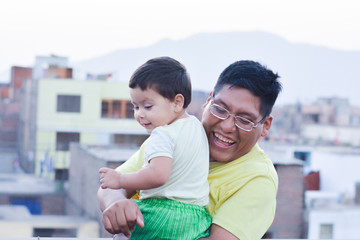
1, 0, 360, 80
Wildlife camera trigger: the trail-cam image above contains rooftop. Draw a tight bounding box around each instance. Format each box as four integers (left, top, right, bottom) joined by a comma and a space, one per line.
0, 173, 56, 195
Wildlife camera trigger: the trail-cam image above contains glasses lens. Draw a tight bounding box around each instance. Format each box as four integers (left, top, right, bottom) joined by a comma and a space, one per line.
235, 116, 254, 131
210, 104, 229, 120
210, 101, 256, 132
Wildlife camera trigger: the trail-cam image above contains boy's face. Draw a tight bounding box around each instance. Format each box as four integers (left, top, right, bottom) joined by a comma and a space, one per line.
130, 87, 178, 134
202, 85, 272, 163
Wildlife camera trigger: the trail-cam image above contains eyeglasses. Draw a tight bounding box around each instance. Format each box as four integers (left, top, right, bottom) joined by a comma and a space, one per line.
209, 99, 266, 132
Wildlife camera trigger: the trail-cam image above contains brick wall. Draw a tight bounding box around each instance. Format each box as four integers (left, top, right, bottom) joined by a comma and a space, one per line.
11, 66, 32, 101
41, 194, 66, 215
270, 164, 305, 238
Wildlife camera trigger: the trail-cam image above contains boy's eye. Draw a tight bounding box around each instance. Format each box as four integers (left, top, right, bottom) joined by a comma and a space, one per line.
133, 106, 139, 110
145, 105, 152, 109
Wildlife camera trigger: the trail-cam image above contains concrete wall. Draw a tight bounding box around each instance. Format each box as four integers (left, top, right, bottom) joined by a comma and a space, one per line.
67, 143, 105, 220
0, 149, 17, 173
308, 208, 360, 239
67, 144, 116, 237
67, 143, 138, 237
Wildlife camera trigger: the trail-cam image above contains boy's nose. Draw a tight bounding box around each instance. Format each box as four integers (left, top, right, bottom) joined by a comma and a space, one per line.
137, 109, 145, 118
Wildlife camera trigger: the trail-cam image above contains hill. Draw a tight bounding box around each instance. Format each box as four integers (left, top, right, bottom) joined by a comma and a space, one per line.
68, 31, 360, 106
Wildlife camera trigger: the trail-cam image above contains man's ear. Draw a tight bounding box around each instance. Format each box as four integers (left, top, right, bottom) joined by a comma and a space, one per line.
261, 115, 273, 137
174, 94, 185, 112
202, 91, 213, 109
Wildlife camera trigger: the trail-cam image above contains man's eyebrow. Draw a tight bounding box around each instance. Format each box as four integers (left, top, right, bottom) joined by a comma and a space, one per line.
214, 98, 257, 120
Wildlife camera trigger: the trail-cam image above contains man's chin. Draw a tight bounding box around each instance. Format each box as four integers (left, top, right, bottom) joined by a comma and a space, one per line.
210, 150, 232, 163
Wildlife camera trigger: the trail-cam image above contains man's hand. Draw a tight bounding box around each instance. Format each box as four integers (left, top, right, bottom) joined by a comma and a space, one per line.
98, 188, 144, 238
102, 198, 144, 237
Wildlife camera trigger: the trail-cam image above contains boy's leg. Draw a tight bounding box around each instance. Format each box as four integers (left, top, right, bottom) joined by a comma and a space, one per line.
131, 198, 211, 240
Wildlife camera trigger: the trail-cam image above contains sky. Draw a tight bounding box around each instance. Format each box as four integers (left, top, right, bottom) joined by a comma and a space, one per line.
1, 0, 360, 82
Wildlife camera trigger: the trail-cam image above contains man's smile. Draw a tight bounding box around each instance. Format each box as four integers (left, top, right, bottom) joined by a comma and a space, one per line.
213, 132, 235, 147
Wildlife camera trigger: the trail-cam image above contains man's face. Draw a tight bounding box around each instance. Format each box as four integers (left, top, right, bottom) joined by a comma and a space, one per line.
202, 85, 272, 163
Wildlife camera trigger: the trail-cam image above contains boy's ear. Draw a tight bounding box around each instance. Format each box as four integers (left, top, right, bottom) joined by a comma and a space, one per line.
174, 94, 185, 112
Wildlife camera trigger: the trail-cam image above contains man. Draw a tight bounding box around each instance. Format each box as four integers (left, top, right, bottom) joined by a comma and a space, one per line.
98, 60, 282, 239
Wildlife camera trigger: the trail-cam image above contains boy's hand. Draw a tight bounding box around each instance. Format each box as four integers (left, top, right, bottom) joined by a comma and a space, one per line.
99, 167, 122, 189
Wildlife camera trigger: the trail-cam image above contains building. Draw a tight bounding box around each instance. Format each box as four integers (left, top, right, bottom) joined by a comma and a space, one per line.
263, 142, 360, 239
300, 124, 360, 146
299, 97, 360, 146
306, 186, 360, 239
0, 66, 33, 148
0, 173, 64, 215
18, 77, 147, 180
272, 97, 360, 146
260, 142, 305, 238
0, 205, 99, 238
14, 54, 147, 179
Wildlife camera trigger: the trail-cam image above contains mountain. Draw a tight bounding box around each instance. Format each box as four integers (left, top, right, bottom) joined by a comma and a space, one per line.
70, 31, 360, 107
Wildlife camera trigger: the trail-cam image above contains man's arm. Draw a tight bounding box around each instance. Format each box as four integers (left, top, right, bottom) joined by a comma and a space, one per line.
97, 187, 144, 238
199, 224, 239, 240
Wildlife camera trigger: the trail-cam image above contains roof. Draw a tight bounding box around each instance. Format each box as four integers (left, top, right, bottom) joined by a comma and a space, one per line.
259, 142, 304, 166
0, 173, 56, 195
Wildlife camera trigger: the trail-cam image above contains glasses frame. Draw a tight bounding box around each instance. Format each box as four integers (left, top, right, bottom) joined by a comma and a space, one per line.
209, 99, 266, 132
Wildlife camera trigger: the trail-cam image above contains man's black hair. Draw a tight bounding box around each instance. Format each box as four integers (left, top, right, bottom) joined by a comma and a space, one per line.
213, 60, 282, 118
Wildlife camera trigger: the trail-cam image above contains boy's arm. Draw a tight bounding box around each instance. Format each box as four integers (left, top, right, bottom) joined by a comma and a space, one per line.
122, 156, 172, 189
100, 156, 172, 190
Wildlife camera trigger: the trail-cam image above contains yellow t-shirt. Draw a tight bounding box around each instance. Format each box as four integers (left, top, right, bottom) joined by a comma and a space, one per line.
207, 144, 278, 240
117, 143, 278, 240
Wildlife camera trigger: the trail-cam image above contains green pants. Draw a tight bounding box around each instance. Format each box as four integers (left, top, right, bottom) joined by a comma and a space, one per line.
130, 198, 211, 240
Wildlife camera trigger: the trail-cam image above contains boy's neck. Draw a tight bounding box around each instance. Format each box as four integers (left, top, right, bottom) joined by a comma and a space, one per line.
174, 110, 189, 122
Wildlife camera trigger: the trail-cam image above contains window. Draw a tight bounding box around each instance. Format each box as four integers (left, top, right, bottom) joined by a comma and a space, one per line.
57, 95, 81, 113
56, 132, 80, 151
55, 169, 69, 181
126, 102, 134, 118
101, 99, 134, 119
319, 224, 333, 239
113, 134, 148, 147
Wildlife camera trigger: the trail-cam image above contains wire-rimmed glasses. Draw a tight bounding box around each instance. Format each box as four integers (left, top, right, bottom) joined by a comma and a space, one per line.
209, 100, 265, 132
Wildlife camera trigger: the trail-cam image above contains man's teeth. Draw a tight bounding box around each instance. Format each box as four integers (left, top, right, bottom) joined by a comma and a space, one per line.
215, 133, 234, 144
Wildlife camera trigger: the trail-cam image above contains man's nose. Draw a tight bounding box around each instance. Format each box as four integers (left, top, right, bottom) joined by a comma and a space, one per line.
220, 115, 237, 132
